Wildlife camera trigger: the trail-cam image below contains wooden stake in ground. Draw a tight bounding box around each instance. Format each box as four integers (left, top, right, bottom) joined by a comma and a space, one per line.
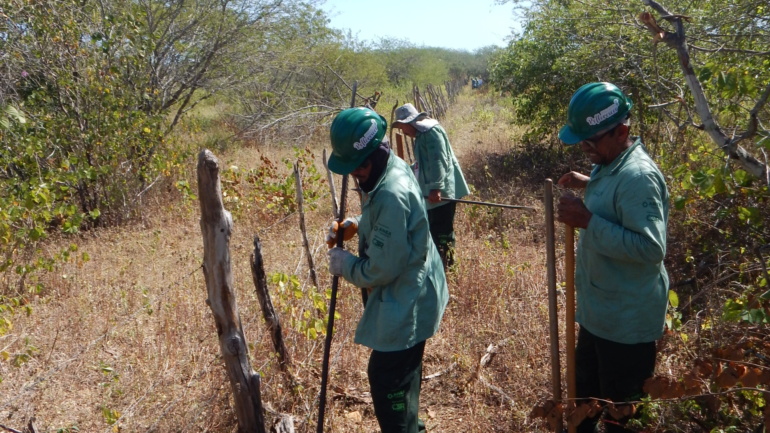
294, 162, 319, 289
565, 223, 577, 433
322, 149, 339, 220
544, 179, 563, 433
395, 131, 405, 160
251, 235, 291, 377
197, 149, 266, 433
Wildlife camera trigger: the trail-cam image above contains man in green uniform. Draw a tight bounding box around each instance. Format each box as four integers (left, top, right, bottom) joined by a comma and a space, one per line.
392, 103, 469, 269
326, 107, 449, 433
556, 82, 669, 433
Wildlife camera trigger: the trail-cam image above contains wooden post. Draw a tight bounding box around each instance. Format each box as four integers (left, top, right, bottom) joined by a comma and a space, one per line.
250, 235, 291, 376
395, 132, 405, 160
322, 149, 339, 220
565, 224, 577, 433
197, 149, 266, 433
544, 179, 563, 433
389, 101, 398, 153
294, 162, 319, 289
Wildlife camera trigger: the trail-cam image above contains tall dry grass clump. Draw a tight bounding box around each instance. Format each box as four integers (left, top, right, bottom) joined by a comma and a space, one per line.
0, 88, 574, 433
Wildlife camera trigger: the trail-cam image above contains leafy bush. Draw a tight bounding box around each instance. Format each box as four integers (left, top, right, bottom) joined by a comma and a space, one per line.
0, 1, 190, 296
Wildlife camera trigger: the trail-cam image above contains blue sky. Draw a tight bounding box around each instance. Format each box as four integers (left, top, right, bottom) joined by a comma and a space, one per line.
318, 0, 522, 52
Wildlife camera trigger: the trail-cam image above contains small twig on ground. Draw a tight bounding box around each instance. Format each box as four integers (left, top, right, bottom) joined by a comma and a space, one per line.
0, 424, 23, 433
479, 374, 516, 406
423, 362, 458, 381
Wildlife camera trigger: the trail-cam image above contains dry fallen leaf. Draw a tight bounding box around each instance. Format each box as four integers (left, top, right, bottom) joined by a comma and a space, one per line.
344, 411, 362, 423
683, 371, 702, 394
759, 368, 770, 386
567, 400, 601, 426
715, 363, 741, 389
693, 359, 713, 379
739, 367, 762, 388
529, 400, 557, 419
643, 376, 666, 399
545, 402, 564, 431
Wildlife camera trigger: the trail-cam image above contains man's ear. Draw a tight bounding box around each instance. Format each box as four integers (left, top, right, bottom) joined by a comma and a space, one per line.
615, 123, 630, 141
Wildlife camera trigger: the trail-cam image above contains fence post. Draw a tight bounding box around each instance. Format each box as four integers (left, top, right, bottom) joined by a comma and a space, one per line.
198, 149, 266, 433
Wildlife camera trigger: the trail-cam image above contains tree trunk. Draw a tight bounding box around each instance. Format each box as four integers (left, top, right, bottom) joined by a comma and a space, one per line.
197, 149, 266, 433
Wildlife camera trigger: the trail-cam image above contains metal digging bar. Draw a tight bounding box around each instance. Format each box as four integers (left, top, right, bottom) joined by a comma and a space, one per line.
437, 196, 537, 211
316, 80, 357, 433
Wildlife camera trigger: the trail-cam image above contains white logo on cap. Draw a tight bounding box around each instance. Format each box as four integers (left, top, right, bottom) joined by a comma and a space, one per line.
586, 99, 620, 126
353, 119, 378, 150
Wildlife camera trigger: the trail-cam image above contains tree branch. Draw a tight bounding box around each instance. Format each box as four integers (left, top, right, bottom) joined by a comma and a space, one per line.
639, 0, 768, 181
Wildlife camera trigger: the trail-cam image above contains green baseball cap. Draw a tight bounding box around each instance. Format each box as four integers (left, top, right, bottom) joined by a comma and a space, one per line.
328, 107, 387, 175
559, 82, 633, 145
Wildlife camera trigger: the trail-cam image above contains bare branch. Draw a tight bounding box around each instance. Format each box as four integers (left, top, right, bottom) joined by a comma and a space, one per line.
639, 0, 768, 181
689, 45, 770, 56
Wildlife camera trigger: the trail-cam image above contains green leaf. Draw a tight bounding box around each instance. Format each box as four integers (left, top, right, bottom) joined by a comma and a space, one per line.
733, 170, 751, 186
697, 66, 713, 82
736, 207, 760, 226
668, 290, 680, 308
673, 196, 688, 210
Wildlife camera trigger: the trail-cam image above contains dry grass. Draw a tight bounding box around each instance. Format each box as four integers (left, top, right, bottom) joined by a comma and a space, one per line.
1, 89, 573, 433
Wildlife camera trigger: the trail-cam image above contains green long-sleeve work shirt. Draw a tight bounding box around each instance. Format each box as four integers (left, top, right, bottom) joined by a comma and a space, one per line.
576, 138, 670, 344
340, 153, 449, 352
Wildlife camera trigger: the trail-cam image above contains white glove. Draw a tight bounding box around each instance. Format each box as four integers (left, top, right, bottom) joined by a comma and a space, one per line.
325, 217, 358, 248
328, 247, 353, 276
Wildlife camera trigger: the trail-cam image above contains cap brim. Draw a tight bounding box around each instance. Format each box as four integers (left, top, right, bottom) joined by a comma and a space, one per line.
327, 153, 357, 175
393, 112, 427, 124
558, 124, 583, 145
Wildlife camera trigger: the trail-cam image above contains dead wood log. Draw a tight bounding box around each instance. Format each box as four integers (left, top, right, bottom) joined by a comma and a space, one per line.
197, 149, 266, 433
251, 235, 292, 377
270, 415, 296, 433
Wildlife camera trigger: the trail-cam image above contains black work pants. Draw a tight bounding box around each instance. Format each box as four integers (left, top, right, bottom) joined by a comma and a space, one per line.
427, 201, 457, 269
368, 341, 427, 433
575, 326, 656, 433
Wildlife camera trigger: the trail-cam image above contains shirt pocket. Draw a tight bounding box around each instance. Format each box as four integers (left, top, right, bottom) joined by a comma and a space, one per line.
374, 299, 404, 347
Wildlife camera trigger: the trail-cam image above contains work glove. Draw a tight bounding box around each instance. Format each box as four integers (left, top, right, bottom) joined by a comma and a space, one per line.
325, 217, 358, 248
328, 247, 353, 276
